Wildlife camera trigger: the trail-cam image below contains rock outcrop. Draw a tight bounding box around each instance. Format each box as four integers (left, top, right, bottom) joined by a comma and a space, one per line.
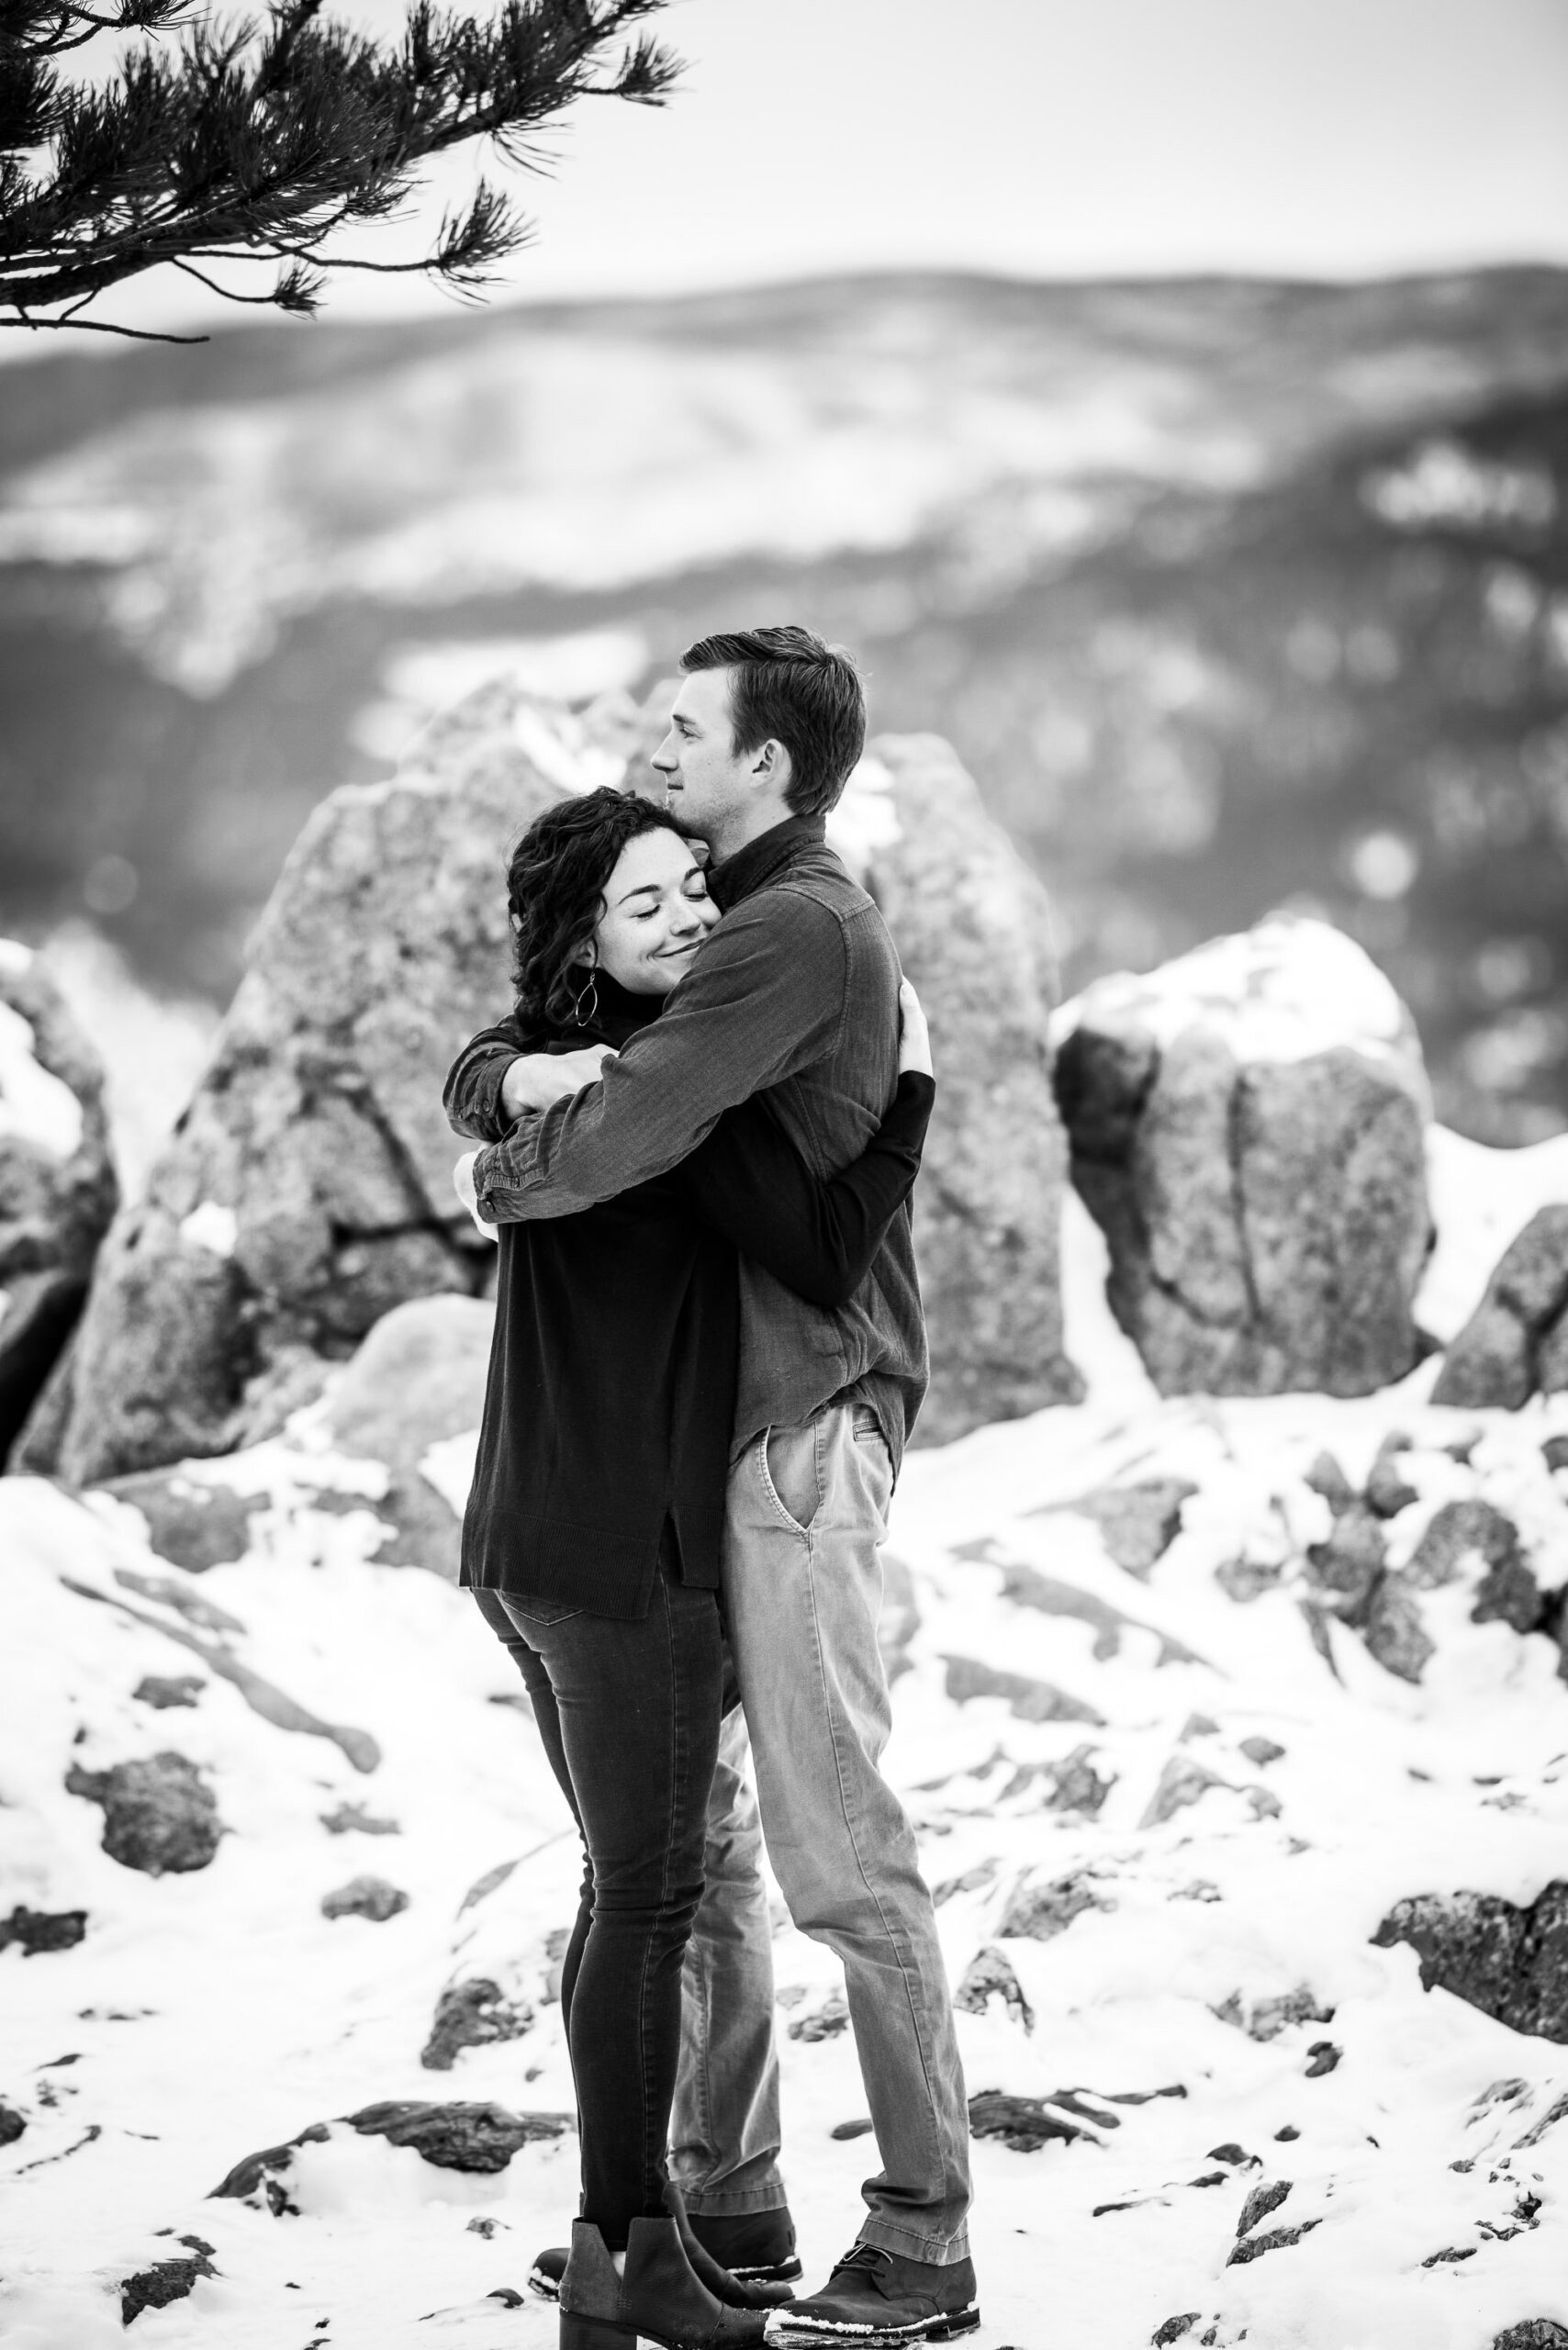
16, 685, 587, 1485
0, 941, 118, 1465
838, 736, 1081, 1437
1431, 1203, 1568, 1408
1054, 914, 1432, 1397
1374, 1882, 1568, 2042
21, 686, 1077, 1481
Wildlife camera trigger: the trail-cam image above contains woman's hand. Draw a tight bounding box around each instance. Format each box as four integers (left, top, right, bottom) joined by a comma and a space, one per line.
500, 1044, 616, 1119
896, 977, 933, 1078
453, 1151, 498, 1243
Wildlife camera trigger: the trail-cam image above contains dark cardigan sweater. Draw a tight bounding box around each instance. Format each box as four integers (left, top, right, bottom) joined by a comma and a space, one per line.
457, 971, 933, 1619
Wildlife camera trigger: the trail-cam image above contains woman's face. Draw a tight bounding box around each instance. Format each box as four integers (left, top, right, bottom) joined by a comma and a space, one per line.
590, 826, 720, 996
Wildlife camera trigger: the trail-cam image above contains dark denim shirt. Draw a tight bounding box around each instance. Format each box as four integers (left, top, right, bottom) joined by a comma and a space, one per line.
444, 814, 929, 1467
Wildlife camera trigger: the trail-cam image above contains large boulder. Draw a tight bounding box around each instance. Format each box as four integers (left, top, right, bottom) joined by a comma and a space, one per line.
1431, 1203, 1568, 1408
14, 688, 613, 1483
834, 736, 1081, 1438
1053, 913, 1432, 1397
1373, 1882, 1568, 2042
22, 679, 1077, 1482
0, 942, 118, 1464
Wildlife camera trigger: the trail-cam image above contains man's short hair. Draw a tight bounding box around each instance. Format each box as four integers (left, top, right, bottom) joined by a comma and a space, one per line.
680, 624, 866, 819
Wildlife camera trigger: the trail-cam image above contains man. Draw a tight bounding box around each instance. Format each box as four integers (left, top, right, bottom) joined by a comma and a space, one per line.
445, 626, 976, 2343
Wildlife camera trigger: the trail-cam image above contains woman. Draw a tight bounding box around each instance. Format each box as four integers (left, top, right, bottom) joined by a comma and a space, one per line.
445, 789, 934, 2350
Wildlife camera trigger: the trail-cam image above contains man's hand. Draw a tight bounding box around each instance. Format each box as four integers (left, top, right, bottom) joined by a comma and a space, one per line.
896, 978, 934, 1078
500, 1044, 617, 1120
453, 1151, 498, 1243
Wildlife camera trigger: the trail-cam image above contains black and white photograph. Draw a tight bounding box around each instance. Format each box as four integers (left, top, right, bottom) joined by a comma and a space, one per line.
3, 3, 1568, 2344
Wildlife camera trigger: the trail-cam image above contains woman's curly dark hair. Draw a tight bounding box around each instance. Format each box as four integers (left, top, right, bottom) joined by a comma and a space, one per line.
507, 788, 689, 1031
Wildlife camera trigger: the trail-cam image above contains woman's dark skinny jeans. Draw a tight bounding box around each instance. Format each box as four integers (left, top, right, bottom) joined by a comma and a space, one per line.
472, 1556, 722, 2250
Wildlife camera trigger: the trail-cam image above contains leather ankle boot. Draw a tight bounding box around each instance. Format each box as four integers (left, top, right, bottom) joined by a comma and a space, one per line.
558, 2217, 770, 2350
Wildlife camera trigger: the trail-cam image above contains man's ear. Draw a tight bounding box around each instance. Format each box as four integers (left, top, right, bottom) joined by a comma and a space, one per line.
752, 736, 791, 792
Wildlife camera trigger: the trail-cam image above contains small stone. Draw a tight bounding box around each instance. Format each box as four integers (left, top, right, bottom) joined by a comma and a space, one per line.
1408, 1498, 1528, 1591
319, 1801, 401, 1836
942, 1653, 1104, 1726
954, 1945, 1035, 2032
1472, 1549, 1545, 1636
1214, 1986, 1334, 2042
99, 1473, 258, 1573
789, 1991, 851, 2043
1304, 1451, 1357, 1515
830, 2118, 875, 2141
1275, 2124, 1300, 2141
968, 2090, 1086, 2151
466, 2215, 500, 2237
1364, 1432, 1419, 1518
1305, 2042, 1341, 2076
1152, 2320, 1204, 2346
1362, 1572, 1434, 1684
320, 1875, 409, 1923
1214, 1554, 1282, 1604
1042, 1745, 1114, 1814
1050, 1479, 1197, 1579
1543, 1436, 1568, 1476
1305, 1502, 1386, 1625
133, 1674, 206, 1710
344, 2098, 572, 2172
1180, 1713, 1220, 1740
1206, 2143, 1257, 2166
1237, 2178, 1292, 2236
120, 2245, 218, 2323
64, 1751, 221, 1874
1421, 2247, 1476, 2266
420, 1978, 533, 2071
1239, 1737, 1286, 1767
0, 2102, 26, 2144
0, 1905, 87, 1956
1226, 2219, 1321, 2266
998, 1869, 1111, 1941
1139, 1755, 1231, 1830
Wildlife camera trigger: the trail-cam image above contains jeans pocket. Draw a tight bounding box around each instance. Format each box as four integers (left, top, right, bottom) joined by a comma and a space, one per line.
760, 1422, 821, 1537
499, 1591, 585, 1628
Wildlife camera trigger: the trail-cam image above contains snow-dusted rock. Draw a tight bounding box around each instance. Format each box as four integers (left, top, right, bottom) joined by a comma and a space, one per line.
842, 736, 1081, 1438
63, 1751, 221, 1874
320, 1874, 409, 1923
1054, 914, 1432, 1397
1433, 1204, 1568, 1410
0, 940, 118, 1465
15, 690, 587, 1485
1374, 1883, 1568, 2043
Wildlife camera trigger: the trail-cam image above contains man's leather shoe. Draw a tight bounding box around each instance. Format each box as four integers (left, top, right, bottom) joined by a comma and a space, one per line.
764, 2242, 979, 2343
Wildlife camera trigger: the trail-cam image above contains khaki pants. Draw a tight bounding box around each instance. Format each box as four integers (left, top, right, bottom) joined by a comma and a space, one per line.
670, 1399, 972, 2266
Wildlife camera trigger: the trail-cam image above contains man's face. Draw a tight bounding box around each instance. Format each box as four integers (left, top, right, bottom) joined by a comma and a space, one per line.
651, 667, 755, 847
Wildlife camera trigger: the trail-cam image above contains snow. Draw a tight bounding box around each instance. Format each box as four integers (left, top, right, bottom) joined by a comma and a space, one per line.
33, 924, 218, 1201
1056, 912, 1417, 1076
177, 1203, 237, 1259
5, 1121, 1568, 2347
0, 999, 84, 1162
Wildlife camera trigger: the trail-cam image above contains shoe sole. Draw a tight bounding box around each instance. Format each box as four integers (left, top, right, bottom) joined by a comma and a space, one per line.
528, 2265, 563, 2303
764, 2308, 980, 2344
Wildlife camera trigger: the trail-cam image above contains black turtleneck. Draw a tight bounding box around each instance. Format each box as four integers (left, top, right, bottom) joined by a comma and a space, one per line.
456, 968, 932, 1619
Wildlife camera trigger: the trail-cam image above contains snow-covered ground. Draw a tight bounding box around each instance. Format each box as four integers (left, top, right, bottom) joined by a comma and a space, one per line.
4, 1150, 1568, 2346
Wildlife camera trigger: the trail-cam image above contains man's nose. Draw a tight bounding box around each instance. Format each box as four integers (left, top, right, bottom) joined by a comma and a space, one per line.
651, 733, 677, 774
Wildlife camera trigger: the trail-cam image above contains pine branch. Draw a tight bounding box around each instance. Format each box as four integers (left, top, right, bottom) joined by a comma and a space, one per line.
0, 0, 680, 331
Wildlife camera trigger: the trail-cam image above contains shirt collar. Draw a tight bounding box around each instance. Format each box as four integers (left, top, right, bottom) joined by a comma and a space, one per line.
708, 814, 828, 912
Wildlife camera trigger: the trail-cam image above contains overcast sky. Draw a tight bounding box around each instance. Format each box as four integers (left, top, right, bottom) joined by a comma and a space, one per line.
22, 0, 1568, 343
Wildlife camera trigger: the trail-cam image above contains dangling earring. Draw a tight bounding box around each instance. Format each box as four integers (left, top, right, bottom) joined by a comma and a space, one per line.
573, 974, 599, 1027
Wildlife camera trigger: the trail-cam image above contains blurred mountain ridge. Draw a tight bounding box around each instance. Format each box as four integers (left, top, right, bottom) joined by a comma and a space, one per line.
4, 266, 1568, 1138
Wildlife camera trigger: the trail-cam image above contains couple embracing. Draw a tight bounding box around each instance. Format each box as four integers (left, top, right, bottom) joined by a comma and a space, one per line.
445, 626, 977, 2350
